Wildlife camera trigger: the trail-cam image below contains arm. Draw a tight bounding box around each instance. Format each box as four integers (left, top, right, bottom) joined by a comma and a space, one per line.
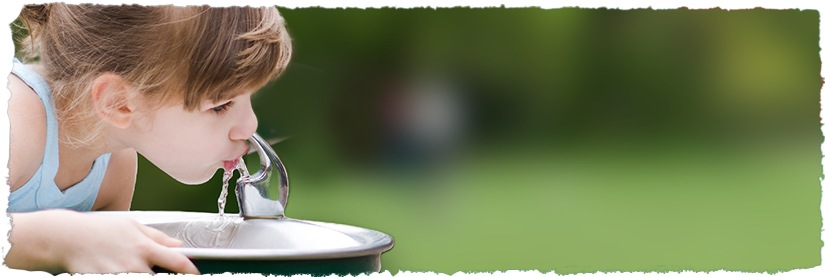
6, 73, 197, 274
7, 73, 46, 191
0, 72, 29, 272
5, 210, 199, 274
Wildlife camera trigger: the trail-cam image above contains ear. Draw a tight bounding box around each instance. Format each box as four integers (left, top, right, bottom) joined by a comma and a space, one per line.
91, 73, 138, 129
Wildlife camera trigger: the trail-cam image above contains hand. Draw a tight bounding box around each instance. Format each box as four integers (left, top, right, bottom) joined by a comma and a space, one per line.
7, 209, 200, 274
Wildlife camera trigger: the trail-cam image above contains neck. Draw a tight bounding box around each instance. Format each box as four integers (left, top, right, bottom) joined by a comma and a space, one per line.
53, 128, 127, 191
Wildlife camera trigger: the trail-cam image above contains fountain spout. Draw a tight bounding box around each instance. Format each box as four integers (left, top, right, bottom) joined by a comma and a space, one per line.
235, 132, 289, 219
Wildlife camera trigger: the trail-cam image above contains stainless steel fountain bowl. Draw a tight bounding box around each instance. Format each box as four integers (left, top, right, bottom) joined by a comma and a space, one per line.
89, 211, 393, 275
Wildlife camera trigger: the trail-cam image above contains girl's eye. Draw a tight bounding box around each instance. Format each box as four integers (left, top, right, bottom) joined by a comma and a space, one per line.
211, 101, 234, 114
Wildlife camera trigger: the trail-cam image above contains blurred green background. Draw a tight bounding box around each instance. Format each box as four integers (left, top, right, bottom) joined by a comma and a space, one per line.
14, 7, 824, 274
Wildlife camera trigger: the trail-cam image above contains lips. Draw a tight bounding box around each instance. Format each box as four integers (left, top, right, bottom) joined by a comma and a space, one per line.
223, 160, 238, 171
223, 143, 250, 170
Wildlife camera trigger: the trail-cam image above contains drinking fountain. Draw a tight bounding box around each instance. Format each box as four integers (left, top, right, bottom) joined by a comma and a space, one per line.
235, 132, 289, 219
89, 132, 393, 275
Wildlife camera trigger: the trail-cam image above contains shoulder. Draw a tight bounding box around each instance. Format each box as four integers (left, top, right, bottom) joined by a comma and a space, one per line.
92, 148, 138, 211
7, 72, 47, 191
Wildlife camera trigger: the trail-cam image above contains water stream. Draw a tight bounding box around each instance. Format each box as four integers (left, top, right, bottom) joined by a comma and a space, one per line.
218, 157, 249, 216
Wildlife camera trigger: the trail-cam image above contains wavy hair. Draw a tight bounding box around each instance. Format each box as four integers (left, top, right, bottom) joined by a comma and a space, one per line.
17, 4, 292, 148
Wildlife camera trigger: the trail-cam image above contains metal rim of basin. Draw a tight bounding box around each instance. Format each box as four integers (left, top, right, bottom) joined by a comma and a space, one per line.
90, 211, 394, 261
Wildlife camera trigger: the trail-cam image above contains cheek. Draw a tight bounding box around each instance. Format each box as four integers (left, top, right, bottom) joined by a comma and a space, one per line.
137, 110, 225, 182
158, 134, 220, 166
143, 145, 221, 185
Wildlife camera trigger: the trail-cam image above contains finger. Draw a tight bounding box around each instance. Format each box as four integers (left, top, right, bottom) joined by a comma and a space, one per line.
147, 244, 200, 275
69, 271, 114, 277
133, 222, 183, 247
123, 267, 155, 277
67, 265, 154, 277
67, 263, 111, 274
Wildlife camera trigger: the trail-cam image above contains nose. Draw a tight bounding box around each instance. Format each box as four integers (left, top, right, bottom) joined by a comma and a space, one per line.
229, 102, 258, 141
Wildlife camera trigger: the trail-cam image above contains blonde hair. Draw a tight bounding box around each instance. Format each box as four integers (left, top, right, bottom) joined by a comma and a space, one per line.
17, 4, 292, 148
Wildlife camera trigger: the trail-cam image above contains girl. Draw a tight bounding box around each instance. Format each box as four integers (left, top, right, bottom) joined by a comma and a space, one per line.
5, 4, 291, 274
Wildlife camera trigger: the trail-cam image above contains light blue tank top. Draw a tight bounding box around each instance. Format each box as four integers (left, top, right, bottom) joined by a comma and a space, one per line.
8, 58, 111, 212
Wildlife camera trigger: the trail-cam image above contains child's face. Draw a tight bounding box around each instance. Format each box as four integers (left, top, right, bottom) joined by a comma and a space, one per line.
130, 90, 258, 184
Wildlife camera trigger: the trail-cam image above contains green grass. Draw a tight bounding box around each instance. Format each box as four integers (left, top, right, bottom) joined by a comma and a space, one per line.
271, 143, 822, 274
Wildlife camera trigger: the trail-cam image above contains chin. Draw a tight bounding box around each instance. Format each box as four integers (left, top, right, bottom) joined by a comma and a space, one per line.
173, 168, 220, 185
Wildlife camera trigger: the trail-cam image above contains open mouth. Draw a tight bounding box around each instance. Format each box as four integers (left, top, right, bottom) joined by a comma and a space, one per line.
223, 144, 250, 170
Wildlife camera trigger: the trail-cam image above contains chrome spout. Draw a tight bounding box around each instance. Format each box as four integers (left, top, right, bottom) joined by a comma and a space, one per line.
235, 132, 289, 219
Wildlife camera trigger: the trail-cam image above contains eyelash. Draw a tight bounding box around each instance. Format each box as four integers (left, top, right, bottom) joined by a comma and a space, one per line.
211, 101, 234, 114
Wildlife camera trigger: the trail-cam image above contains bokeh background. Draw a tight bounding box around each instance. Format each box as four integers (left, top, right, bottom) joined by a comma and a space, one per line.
12, 7, 824, 274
